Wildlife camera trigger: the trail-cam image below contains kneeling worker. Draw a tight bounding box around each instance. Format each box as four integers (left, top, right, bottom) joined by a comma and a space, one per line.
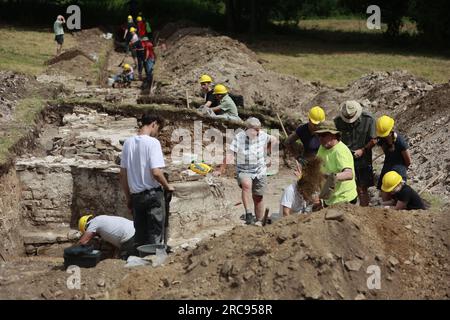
78, 214, 137, 259
381, 171, 426, 210
202, 84, 241, 122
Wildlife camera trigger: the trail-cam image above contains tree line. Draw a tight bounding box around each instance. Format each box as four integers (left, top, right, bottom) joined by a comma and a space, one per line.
0, 0, 448, 45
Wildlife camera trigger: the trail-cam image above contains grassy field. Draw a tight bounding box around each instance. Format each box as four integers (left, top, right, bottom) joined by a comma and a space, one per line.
249, 19, 450, 87
0, 98, 46, 164
298, 18, 418, 34
0, 26, 76, 75
0, 26, 76, 166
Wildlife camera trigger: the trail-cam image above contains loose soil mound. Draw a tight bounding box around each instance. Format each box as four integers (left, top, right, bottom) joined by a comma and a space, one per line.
44, 48, 95, 66
396, 83, 450, 198
113, 205, 449, 300
43, 28, 110, 85
155, 28, 318, 118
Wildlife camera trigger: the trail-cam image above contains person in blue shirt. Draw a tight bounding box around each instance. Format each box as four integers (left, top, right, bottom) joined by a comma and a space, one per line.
285, 106, 325, 164
375, 115, 412, 204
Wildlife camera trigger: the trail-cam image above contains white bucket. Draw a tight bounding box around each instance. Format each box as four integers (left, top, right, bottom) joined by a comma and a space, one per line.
107, 77, 115, 87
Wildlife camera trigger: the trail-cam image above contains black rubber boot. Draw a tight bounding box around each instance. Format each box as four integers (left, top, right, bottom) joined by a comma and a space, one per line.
245, 213, 255, 225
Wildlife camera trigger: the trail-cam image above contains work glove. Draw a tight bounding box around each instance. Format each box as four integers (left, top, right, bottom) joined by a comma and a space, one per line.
319, 173, 337, 200
296, 156, 308, 168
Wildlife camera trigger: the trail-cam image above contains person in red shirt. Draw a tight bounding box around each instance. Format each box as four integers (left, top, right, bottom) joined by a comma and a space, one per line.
141, 37, 156, 88
136, 16, 147, 38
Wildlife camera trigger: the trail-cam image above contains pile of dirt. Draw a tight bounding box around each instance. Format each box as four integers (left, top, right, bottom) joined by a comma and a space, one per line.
44, 28, 111, 85
44, 49, 96, 66
395, 82, 450, 199
342, 70, 435, 119
1, 205, 446, 300
0, 256, 127, 300
154, 27, 438, 124
157, 20, 203, 42
112, 205, 449, 299
154, 28, 319, 118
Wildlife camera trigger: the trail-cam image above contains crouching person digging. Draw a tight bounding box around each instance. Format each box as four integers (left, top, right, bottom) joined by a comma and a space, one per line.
77, 214, 137, 260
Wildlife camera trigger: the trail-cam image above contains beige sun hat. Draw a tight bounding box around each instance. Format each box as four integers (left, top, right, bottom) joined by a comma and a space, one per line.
340, 100, 363, 123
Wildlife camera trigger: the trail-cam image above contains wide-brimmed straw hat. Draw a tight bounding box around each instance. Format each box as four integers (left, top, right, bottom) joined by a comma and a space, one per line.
340, 100, 363, 123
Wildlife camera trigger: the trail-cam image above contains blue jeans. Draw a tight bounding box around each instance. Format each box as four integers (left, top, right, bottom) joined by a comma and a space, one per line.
114, 73, 134, 82
144, 59, 154, 78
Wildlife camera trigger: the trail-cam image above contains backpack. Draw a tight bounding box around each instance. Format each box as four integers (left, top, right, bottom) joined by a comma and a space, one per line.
229, 93, 244, 107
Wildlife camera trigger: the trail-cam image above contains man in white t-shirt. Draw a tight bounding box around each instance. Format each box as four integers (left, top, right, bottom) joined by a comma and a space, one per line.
120, 113, 174, 248
78, 214, 136, 259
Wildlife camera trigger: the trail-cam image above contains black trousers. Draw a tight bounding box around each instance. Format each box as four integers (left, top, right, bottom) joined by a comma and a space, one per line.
119, 236, 138, 259
131, 188, 165, 247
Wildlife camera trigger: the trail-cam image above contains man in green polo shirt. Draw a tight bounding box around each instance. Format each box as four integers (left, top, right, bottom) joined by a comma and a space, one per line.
202, 84, 241, 122
316, 121, 358, 206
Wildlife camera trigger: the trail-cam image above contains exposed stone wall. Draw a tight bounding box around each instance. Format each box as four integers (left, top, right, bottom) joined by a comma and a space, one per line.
17, 163, 73, 226
16, 158, 130, 228
168, 180, 232, 240
0, 168, 24, 259
16, 156, 237, 245
70, 166, 130, 227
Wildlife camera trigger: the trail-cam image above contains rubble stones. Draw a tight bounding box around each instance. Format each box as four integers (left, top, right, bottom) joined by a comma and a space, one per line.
325, 210, 344, 221
345, 259, 363, 272
388, 256, 400, 267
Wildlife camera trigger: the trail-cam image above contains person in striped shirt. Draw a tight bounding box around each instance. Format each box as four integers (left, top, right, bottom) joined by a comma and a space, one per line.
216, 117, 278, 225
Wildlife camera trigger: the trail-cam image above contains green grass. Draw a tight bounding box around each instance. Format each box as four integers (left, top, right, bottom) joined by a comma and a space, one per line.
420, 191, 445, 210
0, 98, 46, 164
0, 26, 76, 76
247, 19, 450, 87
92, 41, 113, 85
298, 18, 418, 35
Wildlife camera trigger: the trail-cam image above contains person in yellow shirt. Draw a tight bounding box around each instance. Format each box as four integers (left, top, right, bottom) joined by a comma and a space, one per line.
315, 121, 358, 207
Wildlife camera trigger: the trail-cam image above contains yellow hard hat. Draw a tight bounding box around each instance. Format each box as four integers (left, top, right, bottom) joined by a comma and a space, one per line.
127, 15, 133, 20
137, 16, 142, 22
376, 115, 395, 138
123, 63, 131, 70
381, 171, 403, 193
129, 27, 137, 33
308, 106, 325, 124
213, 84, 228, 95
199, 74, 212, 84
78, 215, 93, 233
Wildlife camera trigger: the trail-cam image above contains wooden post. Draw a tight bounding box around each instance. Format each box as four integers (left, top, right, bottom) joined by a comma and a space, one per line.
186, 90, 190, 109
276, 112, 288, 138
419, 173, 444, 195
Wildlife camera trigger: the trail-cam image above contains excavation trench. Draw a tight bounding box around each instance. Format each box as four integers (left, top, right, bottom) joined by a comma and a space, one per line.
14, 103, 267, 258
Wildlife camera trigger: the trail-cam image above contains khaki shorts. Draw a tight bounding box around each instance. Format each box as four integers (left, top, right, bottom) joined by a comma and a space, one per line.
237, 172, 267, 196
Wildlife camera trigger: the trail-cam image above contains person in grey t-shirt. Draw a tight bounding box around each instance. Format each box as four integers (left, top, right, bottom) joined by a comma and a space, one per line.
78, 214, 137, 259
